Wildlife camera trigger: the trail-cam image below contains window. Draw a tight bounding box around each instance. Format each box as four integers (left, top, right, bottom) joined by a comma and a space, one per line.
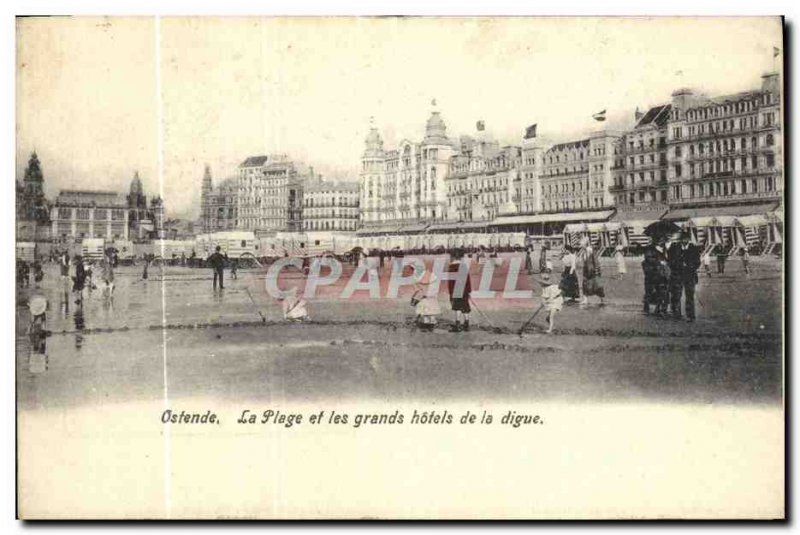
766, 134, 774, 146
766, 154, 775, 168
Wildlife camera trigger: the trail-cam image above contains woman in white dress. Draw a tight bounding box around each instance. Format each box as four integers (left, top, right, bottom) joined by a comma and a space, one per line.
614, 244, 627, 279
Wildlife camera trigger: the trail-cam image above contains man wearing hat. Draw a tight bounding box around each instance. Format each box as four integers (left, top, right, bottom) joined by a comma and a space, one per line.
207, 245, 227, 291
667, 229, 701, 322
642, 236, 669, 316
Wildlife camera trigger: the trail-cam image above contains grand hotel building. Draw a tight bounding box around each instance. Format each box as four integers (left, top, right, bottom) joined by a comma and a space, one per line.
359, 71, 782, 234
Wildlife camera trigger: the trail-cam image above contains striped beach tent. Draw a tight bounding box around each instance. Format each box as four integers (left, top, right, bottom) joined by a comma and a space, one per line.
684, 217, 717, 247
735, 214, 768, 249
714, 216, 738, 248
585, 222, 604, 247
563, 223, 586, 248
621, 220, 655, 247
602, 222, 624, 247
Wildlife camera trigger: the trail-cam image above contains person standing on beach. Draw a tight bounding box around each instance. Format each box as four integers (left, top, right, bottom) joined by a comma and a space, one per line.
614, 244, 627, 279
538, 241, 549, 274
742, 247, 752, 276
207, 246, 226, 290
667, 230, 701, 322
447, 249, 472, 332
72, 256, 87, 307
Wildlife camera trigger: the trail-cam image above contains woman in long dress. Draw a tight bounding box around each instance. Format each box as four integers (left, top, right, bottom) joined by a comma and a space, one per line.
577, 237, 605, 305
614, 244, 627, 279
559, 248, 580, 301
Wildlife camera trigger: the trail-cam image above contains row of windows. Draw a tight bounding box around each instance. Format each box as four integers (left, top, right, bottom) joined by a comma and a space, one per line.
674, 111, 777, 140
304, 198, 358, 207
304, 209, 359, 218
541, 198, 605, 212
303, 220, 359, 231
56, 208, 127, 220
674, 153, 775, 177
684, 95, 774, 122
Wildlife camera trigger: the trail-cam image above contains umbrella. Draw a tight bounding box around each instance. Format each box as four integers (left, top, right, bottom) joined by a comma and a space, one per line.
644, 220, 680, 238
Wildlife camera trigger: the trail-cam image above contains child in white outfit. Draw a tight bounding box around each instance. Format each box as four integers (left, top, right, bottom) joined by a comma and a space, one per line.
540, 273, 563, 334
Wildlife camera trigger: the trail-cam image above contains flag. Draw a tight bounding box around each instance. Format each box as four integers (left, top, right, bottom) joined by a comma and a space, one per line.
773, 47, 780, 58
592, 110, 607, 122
431, 98, 437, 107
524, 124, 537, 139
476, 120, 485, 132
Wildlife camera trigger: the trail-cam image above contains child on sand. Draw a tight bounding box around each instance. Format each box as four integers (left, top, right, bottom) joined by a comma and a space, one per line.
538, 273, 563, 334
280, 294, 309, 321
410, 270, 441, 332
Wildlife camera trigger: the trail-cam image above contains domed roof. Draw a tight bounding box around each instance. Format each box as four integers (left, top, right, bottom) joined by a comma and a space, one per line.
424, 111, 448, 144
365, 127, 383, 148
363, 127, 384, 158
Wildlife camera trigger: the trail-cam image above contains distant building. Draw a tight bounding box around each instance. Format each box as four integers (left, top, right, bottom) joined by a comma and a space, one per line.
126, 171, 165, 239
200, 165, 238, 232
360, 108, 457, 227
50, 190, 129, 243
539, 131, 620, 213
613, 72, 783, 214
611, 104, 672, 213
520, 133, 545, 214
445, 132, 522, 222
50, 172, 166, 244
667, 73, 782, 211
235, 155, 308, 233
302, 180, 360, 231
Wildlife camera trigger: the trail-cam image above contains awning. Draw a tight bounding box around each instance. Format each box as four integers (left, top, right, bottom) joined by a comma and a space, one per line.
714, 216, 739, 227
427, 221, 488, 232
355, 226, 401, 236
684, 216, 718, 228
493, 209, 614, 226
736, 214, 769, 227
563, 223, 587, 234
622, 220, 659, 232
400, 223, 430, 233
663, 202, 779, 221
610, 208, 668, 222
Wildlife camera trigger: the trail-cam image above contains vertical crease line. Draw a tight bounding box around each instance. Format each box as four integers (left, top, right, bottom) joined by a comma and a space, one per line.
155, 15, 171, 519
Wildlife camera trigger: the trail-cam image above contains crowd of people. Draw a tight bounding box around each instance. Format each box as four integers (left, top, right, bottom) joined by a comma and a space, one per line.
17, 232, 763, 338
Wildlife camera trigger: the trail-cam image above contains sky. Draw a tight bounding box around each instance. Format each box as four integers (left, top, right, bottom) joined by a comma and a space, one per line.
17, 16, 782, 219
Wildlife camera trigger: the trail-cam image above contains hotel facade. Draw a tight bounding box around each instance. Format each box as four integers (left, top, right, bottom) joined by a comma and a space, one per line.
359, 71, 782, 234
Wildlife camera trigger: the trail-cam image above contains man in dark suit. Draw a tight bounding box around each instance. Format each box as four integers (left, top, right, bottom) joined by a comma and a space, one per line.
667, 230, 701, 322
641, 236, 669, 316
207, 246, 227, 291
